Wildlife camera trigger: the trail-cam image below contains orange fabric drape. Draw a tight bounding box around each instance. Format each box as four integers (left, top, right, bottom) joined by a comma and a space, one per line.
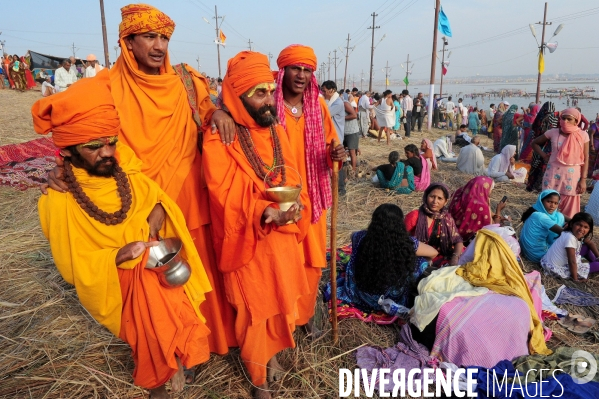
203, 122, 310, 385
282, 97, 338, 324
109, 44, 236, 354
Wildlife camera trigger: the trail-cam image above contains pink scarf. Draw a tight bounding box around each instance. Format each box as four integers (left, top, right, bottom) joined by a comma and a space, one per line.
414, 155, 431, 191
557, 107, 585, 166
274, 65, 331, 223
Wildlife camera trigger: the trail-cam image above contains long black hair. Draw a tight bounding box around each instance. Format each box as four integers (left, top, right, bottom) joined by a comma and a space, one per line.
353, 204, 417, 294
565, 212, 594, 241
404, 144, 419, 157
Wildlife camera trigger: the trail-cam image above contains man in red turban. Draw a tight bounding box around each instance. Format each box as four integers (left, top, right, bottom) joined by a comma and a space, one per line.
34, 70, 214, 399
274, 44, 345, 335
203, 51, 310, 399
44, 3, 238, 367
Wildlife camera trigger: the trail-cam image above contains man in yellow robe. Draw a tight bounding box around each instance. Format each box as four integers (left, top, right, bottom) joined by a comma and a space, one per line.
35, 70, 213, 399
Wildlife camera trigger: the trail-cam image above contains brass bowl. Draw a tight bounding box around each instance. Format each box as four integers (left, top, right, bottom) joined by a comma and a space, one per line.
265, 186, 301, 211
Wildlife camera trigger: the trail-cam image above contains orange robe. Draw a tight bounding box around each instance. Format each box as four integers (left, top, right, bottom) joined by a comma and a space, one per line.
283, 97, 338, 325
38, 145, 212, 389
109, 45, 237, 354
203, 125, 310, 386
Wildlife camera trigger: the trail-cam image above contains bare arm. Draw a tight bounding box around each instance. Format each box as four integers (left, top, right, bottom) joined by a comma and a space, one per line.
550, 224, 564, 235
577, 141, 589, 194
415, 241, 439, 259
343, 101, 357, 121
531, 134, 550, 162
565, 247, 585, 282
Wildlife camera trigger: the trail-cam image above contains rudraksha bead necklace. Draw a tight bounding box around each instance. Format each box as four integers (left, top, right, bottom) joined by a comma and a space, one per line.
237, 124, 287, 187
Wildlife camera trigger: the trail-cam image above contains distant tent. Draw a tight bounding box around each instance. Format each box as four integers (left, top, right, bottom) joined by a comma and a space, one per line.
29, 50, 84, 70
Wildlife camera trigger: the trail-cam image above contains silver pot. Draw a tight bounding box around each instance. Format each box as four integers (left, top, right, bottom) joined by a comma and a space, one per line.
146, 237, 191, 288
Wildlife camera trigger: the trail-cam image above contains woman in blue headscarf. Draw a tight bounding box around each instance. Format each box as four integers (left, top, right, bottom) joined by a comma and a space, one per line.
519, 190, 567, 262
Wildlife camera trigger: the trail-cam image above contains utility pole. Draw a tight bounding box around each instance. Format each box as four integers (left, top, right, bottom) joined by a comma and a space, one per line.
268, 52, 273, 69
99, 0, 110, 68
439, 36, 449, 100
114, 46, 118, 61
384, 60, 391, 90
320, 62, 327, 83
247, 39, 253, 51
535, 2, 550, 104
333, 49, 339, 86
196, 56, 201, 71
342, 33, 352, 90
214, 5, 223, 78
367, 12, 380, 92
71, 42, 79, 59
360, 69, 364, 91
404, 54, 412, 90
327, 53, 331, 80
427, 0, 441, 131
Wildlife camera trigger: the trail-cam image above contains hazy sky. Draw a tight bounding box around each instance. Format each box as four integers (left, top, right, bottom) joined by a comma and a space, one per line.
3, 0, 599, 83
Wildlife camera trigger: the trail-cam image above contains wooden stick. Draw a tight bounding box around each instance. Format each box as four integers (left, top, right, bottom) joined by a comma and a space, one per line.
330, 139, 340, 346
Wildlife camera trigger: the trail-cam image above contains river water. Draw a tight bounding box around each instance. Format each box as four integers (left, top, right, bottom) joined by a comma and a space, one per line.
396, 80, 599, 120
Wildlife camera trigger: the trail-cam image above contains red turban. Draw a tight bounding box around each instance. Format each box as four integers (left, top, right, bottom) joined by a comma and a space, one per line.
222, 51, 274, 129
276, 44, 317, 71
118, 3, 176, 39
31, 69, 121, 148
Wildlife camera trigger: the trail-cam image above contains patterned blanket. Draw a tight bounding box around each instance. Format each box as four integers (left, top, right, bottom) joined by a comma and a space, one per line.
0, 138, 57, 190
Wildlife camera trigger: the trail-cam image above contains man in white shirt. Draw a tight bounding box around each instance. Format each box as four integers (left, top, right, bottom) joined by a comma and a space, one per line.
445, 96, 456, 130
84, 54, 103, 78
457, 98, 465, 125
54, 59, 78, 92
358, 91, 373, 137
401, 89, 413, 137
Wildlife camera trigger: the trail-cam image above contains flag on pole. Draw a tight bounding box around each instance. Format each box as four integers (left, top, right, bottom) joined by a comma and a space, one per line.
438, 7, 452, 37
442, 65, 448, 76
403, 76, 409, 86
219, 30, 227, 46
386, 77, 390, 87
538, 50, 545, 74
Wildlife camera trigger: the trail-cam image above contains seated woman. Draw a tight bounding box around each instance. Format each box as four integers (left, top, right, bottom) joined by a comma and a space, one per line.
405, 183, 464, 266
541, 212, 599, 282
420, 139, 438, 171
404, 144, 430, 191
335, 204, 438, 313
373, 151, 415, 194
486, 144, 527, 183
519, 190, 566, 262
433, 137, 457, 162
448, 176, 506, 243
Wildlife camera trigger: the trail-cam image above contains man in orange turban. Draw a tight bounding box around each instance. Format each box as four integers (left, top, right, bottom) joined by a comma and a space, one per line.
35, 70, 214, 399
274, 44, 345, 336
203, 51, 310, 399
44, 3, 238, 366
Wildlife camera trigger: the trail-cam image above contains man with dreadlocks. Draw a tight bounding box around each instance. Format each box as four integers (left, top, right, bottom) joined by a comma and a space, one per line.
273, 44, 345, 334
35, 70, 213, 399
203, 51, 310, 399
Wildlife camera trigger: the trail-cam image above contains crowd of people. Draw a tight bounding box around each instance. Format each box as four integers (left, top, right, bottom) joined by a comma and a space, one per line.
6, 3, 596, 398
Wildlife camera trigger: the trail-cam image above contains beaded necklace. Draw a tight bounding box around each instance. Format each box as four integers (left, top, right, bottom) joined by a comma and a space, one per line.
64, 159, 132, 225
236, 124, 287, 187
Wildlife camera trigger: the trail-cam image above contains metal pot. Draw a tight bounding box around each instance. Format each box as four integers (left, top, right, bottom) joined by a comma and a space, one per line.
145, 237, 191, 288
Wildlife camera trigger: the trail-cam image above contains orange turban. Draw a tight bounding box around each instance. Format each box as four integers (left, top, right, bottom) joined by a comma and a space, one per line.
118, 3, 175, 39
276, 44, 317, 71
222, 51, 274, 129
31, 69, 121, 148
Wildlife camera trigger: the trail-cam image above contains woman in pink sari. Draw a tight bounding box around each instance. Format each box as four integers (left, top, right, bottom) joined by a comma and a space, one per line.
448, 176, 506, 243
519, 104, 540, 163
420, 139, 438, 171
532, 107, 590, 218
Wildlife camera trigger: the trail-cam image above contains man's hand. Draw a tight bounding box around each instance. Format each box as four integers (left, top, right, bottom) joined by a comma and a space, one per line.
496, 201, 507, 214
116, 241, 159, 266
211, 109, 236, 145
262, 204, 301, 226
147, 203, 166, 239
41, 156, 67, 194
330, 143, 346, 162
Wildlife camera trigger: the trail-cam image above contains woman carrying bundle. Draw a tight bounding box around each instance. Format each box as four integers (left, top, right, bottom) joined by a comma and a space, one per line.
404, 183, 464, 266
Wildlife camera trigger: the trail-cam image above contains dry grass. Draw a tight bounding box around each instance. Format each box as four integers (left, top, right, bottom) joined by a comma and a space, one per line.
0, 88, 597, 398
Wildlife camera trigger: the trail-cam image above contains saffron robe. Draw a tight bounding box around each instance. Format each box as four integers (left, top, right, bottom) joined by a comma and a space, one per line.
38, 144, 213, 388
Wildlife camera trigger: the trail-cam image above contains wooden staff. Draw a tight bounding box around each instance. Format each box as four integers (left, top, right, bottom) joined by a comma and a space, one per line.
330, 139, 340, 346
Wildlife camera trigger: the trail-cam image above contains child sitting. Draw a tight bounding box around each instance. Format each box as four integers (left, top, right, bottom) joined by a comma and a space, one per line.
541, 212, 599, 282
454, 124, 472, 148
520, 190, 565, 262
